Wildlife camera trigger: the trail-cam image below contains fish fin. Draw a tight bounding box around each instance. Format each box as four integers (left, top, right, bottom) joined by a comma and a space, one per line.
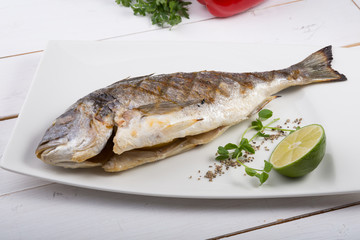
103, 138, 194, 172
136, 100, 200, 115
125, 73, 155, 81
291, 45, 347, 83
188, 126, 230, 145
110, 74, 155, 86
247, 96, 280, 118
162, 118, 204, 134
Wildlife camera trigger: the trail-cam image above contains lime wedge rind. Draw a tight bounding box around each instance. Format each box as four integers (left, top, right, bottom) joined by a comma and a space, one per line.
269, 124, 326, 178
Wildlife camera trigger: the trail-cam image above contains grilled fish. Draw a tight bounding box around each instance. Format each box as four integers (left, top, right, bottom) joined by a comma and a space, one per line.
35, 46, 346, 172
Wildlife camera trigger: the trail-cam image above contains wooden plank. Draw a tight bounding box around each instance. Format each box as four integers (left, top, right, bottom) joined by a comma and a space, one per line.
0, 50, 44, 60
352, 0, 360, 10
0, 114, 18, 121
106, 0, 360, 47
0, 119, 50, 196
0, 0, 321, 58
223, 202, 360, 239
0, 52, 41, 117
0, 182, 359, 239
343, 42, 360, 48
0, 118, 17, 159
0, 0, 212, 57
211, 201, 360, 239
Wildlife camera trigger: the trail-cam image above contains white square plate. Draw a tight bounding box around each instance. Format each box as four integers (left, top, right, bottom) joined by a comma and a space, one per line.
1, 41, 360, 198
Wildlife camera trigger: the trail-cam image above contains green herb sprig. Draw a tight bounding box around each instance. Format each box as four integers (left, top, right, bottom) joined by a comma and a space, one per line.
115, 0, 191, 27
216, 109, 296, 185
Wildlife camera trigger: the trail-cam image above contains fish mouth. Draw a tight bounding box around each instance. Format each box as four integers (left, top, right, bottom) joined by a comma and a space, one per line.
35, 129, 115, 168
35, 137, 68, 159
36, 143, 103, 168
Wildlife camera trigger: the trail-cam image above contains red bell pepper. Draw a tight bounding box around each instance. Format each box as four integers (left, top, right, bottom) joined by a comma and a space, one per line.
198, 0, 264, 18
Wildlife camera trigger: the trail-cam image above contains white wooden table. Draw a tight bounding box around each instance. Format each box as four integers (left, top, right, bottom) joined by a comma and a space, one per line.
1, 0, 360, 239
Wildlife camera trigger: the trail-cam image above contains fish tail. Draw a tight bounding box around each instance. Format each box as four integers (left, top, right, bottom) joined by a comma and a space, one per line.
291, 45, 347, 83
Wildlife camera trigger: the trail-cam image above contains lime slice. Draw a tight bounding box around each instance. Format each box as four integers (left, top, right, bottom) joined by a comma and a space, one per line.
269, 124, 326, 178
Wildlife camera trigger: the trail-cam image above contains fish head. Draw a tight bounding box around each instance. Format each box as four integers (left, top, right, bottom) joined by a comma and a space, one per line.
35, 104, 113, 167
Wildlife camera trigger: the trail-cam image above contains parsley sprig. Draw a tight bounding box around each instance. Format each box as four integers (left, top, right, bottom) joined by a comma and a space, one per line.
115, 0, 191, 27
216, 109, 296, 185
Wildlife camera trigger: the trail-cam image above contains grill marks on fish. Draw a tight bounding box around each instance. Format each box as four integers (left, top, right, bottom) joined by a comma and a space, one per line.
91, 92, 116, 123
35, 46, 347, 172
104, 70, 282, 112
91, 71, 234, 120
105, 70, 285, 114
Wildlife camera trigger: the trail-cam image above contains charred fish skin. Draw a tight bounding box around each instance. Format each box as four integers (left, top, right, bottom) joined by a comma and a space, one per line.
35, 46, 346, 170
